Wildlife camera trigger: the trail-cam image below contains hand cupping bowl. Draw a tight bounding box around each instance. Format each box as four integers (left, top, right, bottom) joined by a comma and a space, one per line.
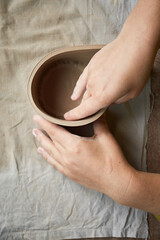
28, 45, 106, 134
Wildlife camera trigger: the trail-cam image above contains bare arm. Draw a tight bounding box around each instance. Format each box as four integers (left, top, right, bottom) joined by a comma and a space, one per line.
64, 0, 160, 120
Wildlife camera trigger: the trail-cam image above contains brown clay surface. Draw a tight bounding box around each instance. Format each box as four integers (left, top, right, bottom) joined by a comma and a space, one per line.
38, 60, 83, 119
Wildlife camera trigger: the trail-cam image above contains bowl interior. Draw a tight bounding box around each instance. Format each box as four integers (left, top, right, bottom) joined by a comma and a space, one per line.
30, 48, 103, 125
32, 59, 84, 119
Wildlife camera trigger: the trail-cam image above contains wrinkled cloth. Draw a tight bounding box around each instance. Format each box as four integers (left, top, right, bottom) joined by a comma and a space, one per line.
0, 0, 149, 239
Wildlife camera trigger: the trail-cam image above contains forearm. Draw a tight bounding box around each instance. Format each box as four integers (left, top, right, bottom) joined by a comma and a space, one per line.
120, 170, 160, 215
119, 0, 160, 59
113, 0, 160, 214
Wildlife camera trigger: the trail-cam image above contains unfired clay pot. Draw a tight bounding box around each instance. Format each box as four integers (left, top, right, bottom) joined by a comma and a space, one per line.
28, 45, 106, 131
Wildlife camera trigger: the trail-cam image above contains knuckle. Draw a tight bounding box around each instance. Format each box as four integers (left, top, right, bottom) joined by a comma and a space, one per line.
50, 127, 56, 137
45, 147, 51, 156
94, 90, 99, 98
74, 146, 80, 154
41, 150, 49, 161
46, 148, 54, 158
87, 80, 94, 92
40, 145, 53, 159
38, 135, 44, 145
73, 140, 82, 154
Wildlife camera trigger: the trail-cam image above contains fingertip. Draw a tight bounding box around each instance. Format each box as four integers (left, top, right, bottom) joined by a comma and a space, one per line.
64, 111, 70, 120
71, 86, 84, 101
37, 146, 45, 154
71, 92, 78, 101
64, 109, 80, 120
64, 111, 75, 120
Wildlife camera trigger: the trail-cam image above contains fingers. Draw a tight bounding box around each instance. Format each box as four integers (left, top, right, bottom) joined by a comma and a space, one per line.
64, 96, 102, 120
33, 115, 75, 147
32, 128, 61, 162
71, 66, 88, 100
37, 147, 65, 174
65, 85, 129, 120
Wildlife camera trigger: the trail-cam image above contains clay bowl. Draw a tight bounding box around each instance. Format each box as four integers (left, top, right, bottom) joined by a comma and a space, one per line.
28, 45, 106, 127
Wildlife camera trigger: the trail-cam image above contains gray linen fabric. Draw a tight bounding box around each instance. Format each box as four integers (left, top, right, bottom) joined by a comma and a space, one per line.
0, 0, 149, 239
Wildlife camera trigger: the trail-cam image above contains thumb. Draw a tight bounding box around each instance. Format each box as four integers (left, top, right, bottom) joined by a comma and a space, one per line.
64, 96, 102, 120
93, 114, 109, 136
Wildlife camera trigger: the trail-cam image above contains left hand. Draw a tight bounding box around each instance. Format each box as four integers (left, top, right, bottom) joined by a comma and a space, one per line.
32, 115, 136, 204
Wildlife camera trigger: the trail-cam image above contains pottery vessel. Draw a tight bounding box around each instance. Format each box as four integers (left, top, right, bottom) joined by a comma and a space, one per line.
28, 45, 106, 127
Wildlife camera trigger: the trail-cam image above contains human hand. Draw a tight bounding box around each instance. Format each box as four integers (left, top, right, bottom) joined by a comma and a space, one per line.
32, 114, 136, 204
64, 35, 155, 120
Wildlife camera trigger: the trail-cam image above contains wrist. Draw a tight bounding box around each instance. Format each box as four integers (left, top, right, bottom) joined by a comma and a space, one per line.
115, 169, 160, 215
103, 159, 138, 205
115, 167, 139, 206
115, 169, 142, 206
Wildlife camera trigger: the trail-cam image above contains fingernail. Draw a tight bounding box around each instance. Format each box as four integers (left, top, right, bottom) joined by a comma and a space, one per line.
32, 129, 40, 141
64, 111, 70, 119
37, 147, 45, 154
71, 91, 77, 100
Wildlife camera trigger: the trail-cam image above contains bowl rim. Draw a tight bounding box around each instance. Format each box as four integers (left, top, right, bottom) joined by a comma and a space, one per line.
27, 44, 106, 126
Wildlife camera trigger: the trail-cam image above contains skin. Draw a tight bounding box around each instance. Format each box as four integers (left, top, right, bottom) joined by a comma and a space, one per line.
32, 0, 160, 214
33, 115, 135, 202
33, 114, 160, 214
64, 0, 160, 120
32, 115, 135, 204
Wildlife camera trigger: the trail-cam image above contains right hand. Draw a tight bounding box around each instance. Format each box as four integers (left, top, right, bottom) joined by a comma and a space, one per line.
64, 35, 155, 120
